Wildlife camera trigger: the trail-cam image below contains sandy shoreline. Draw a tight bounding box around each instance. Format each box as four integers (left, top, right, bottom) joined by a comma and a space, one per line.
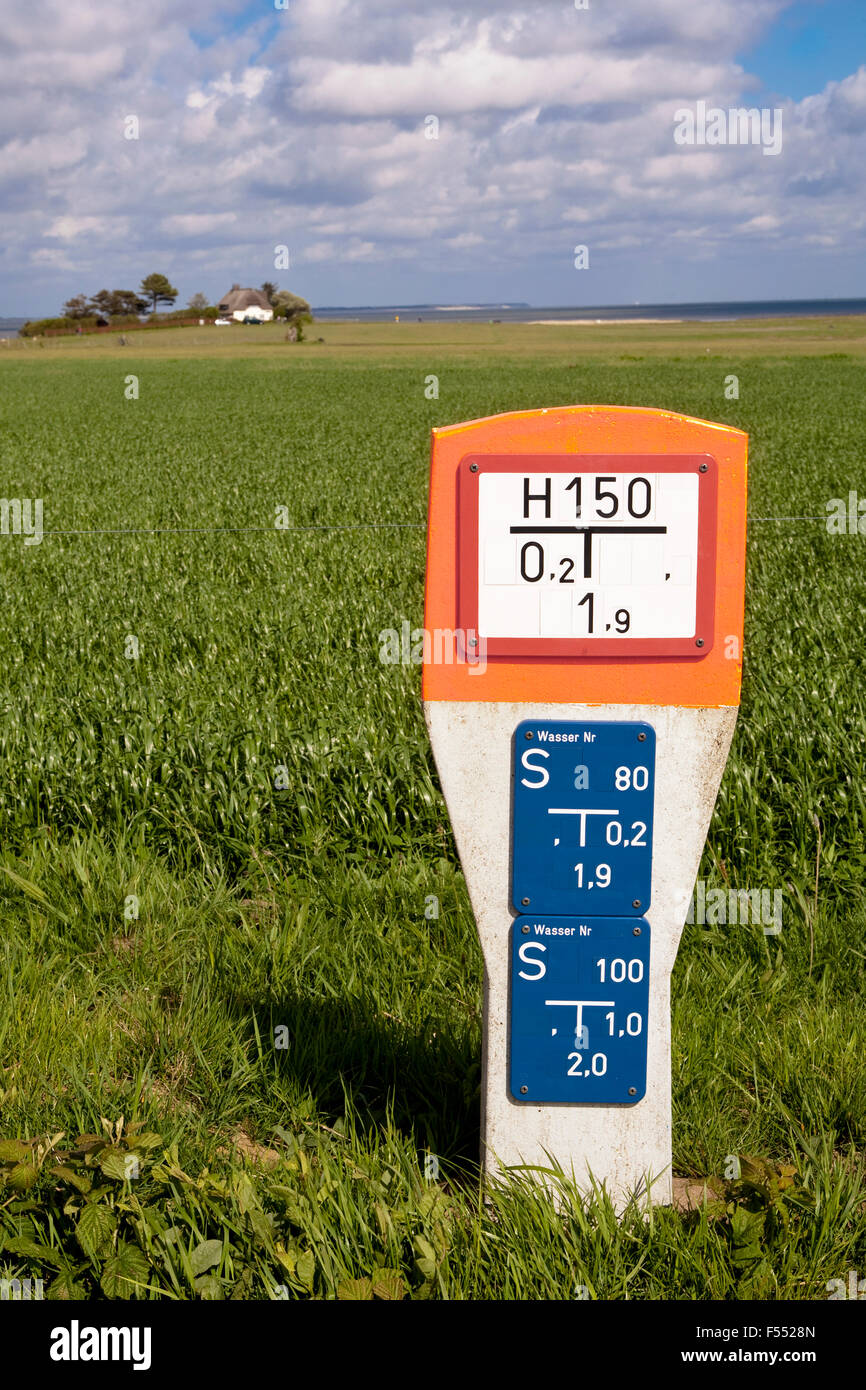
528, 317, 683, 325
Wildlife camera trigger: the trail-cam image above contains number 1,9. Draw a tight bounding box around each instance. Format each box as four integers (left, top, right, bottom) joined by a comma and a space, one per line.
577, 592, 630, 634
574, 863, 611, 887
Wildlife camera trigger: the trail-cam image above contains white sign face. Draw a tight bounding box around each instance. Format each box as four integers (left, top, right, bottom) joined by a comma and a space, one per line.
477, 470, 700, 642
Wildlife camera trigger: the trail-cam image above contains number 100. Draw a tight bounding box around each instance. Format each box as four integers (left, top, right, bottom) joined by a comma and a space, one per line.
596, 957, 644, 983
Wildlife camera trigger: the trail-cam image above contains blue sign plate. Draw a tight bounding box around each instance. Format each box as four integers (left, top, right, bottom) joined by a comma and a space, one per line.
512, 719, 655, 916
510, 916, 650, 1104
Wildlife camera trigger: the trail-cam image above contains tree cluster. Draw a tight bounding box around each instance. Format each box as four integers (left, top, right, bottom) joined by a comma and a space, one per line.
258, 283, 311, 318
53, 276, 311, 332
62, 274, 179, 320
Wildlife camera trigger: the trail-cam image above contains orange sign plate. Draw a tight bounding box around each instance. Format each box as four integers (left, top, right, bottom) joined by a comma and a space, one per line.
423, 406, 747, 707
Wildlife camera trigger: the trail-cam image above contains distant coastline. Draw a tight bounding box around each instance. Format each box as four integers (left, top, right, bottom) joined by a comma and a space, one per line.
2, 299, 864, 337
311, 298, 866, 324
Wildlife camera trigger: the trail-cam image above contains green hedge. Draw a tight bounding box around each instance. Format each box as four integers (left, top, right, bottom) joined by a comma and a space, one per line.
19, 316, 96, 337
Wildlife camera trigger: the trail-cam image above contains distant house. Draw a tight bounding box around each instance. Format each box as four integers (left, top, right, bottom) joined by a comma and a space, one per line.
216, 285, 274, 322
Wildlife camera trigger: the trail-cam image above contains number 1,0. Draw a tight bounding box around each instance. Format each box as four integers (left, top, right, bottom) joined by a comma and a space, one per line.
604, 1011, 643, 1036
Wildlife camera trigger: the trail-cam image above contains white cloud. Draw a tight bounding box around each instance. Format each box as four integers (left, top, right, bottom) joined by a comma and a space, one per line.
161, 213, 237, 236
290, 38, 733, 119
30, 247, 75, 268
446, 232, 485, 248
740, 213, 782, 232
186, 67, 271, 108
47, 216, 120, 240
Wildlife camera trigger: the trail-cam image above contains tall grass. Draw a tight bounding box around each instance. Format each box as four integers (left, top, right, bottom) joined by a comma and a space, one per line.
0, 351, 864, 1297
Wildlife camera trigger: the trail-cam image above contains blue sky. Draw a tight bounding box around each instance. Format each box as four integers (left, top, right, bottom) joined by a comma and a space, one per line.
740, 0, 866, 100
1, 0, 863, 316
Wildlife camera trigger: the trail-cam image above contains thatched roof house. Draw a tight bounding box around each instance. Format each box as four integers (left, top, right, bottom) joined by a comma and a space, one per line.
217, 285, 274, 322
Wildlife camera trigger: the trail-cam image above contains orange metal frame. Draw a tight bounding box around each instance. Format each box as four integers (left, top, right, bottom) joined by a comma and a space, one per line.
422, 406, 748, 707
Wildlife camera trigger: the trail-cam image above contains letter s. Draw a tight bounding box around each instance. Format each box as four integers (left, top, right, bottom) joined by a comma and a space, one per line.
518, 943, 547, 980
520, 748, 550, 789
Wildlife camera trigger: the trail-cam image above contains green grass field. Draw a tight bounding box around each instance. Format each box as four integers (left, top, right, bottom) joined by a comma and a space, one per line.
0, 320, 864, 1300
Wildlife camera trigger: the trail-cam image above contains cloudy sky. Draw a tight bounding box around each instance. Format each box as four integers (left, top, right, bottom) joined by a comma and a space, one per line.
2, 0, 864, 315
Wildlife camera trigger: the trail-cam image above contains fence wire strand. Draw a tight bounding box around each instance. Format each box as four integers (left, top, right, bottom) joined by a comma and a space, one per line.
26, 516, 839, 538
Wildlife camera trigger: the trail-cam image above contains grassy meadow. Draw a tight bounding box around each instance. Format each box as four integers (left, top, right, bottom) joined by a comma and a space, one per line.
0, 318, 864, 1300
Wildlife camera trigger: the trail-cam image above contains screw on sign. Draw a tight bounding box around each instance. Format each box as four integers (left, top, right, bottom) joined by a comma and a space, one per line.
423, 406, 747, 1212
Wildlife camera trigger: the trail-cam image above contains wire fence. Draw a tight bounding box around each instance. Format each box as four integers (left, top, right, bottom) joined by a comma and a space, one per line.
24, 515, 843, 538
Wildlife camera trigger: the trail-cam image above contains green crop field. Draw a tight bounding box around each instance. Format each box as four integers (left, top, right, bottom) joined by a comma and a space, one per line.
0, 321, 864, 1301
